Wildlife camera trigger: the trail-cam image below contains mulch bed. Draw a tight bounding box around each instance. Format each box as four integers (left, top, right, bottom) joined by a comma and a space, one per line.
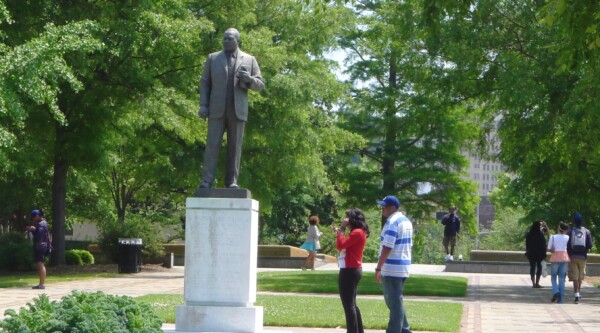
46, 264, 171, 275
585, 275, 600, 287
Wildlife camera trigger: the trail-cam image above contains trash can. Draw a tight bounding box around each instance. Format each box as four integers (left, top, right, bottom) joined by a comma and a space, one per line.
118, 238, 142, 273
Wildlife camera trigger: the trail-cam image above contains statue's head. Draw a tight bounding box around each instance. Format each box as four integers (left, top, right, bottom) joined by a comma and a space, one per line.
223, 28, 240, 52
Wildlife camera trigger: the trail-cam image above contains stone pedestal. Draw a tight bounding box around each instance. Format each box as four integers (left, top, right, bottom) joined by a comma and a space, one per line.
175, 197, 262, 333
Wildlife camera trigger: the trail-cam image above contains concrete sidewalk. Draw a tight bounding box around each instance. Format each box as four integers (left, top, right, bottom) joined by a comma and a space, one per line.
1, 264, 599, 332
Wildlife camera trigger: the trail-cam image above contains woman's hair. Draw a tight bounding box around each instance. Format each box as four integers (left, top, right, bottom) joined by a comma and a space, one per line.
529, 220, 543, 233
559, 222, 569, 232
345, 208, 370, 238
309, 215, 320, 225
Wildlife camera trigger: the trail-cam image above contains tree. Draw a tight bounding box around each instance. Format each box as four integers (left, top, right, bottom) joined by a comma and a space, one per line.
478, 205, 528, 251
337, 0, 480, 231
423, 0, 600, 243
1, 0, 210, 264
426, 1, 600, 241
0, 6, 104, 232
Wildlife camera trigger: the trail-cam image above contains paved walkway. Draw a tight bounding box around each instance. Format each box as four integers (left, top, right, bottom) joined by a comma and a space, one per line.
1, 264, 599, 332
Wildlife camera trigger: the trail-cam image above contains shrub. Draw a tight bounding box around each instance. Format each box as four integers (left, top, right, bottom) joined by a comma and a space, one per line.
65, 250, 83, 266
76, 249, 95, 264
0, 232, 34, 271
98, 216, 165, 263
64, 249, 94, 265
0, 291, 163, 332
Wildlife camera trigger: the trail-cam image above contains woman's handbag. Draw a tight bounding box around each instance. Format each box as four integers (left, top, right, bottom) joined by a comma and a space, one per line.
541, 260, 548, 277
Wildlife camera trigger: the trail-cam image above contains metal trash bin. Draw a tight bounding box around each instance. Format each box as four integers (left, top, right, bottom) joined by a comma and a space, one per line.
118, 238, 142, 273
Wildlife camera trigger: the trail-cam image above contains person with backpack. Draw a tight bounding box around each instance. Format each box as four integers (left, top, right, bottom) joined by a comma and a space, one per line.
567, 213, 593, 304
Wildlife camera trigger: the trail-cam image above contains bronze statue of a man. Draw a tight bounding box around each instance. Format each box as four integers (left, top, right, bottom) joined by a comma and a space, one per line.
199, 28, 265, 189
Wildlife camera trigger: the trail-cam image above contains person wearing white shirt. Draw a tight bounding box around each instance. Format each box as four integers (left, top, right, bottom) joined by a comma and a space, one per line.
547, 222, 570, 303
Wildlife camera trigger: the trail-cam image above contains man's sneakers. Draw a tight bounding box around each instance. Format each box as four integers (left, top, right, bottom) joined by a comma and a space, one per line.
444, 254, 454, 262
32, 285, 45, 290
574, 293, 581, 304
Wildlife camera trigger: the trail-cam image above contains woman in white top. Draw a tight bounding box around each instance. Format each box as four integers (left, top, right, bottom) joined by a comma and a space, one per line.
547, 222, 570, 303
300, 216, 322, 270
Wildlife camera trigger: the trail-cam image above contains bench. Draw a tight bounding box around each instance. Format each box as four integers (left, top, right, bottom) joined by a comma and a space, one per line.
470, 250, 600, 263
446, 250, 600, 276
257, 245, 336, 269
88, 244, 336, 269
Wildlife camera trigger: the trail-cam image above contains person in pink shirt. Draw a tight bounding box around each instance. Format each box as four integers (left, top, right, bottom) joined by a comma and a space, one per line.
335, 208, 370, 333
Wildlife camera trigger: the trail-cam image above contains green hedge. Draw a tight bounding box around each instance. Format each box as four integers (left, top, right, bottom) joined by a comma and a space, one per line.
0, 232, 34, 271
0, 291, 163, 332
65, 249, 95, 265
77, 249, 95, 264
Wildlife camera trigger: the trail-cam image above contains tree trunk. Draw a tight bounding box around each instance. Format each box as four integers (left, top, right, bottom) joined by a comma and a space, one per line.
51, 128, 68, 266
382, 54, 398, 192
111, 167, 127, 223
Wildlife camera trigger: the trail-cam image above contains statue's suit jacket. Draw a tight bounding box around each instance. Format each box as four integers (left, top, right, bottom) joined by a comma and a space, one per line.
200, 50, 264, 121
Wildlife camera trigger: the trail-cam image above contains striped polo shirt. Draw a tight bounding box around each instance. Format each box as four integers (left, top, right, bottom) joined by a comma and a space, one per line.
379, 211, 413, 277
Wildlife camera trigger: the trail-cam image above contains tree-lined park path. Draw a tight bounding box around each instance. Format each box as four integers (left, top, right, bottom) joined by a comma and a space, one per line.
1, 264, 600, 332
459, 272, 600, 333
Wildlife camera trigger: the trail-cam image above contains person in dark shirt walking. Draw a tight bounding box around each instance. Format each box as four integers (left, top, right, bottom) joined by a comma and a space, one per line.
525, 220, 549, 288
441, 206, 461, 262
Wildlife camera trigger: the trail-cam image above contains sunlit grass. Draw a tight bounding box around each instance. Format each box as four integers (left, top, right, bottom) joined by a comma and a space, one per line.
258, 271, 468, 297
136, 293, 462, 332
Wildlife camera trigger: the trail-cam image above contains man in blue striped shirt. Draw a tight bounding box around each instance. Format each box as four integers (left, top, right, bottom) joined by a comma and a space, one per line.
375, 195, 413, 333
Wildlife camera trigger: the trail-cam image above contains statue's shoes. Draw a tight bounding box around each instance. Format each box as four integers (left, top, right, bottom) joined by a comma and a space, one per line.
200, 181, 212, 188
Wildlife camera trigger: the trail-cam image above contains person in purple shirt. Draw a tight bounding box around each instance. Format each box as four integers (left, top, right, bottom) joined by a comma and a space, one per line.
26, 209, 50, 289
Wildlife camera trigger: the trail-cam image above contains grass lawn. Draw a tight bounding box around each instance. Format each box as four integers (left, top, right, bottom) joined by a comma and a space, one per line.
258, 271, 468, 297
136, 294, 462, 332
0, 272, 119, 288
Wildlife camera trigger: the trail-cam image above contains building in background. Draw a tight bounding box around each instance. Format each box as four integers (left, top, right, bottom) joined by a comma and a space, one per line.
463, 150, 502, 229
463, 121, 504, 230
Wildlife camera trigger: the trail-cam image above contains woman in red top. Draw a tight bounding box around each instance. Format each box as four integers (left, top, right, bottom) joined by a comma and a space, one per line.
335, 208, 370, 333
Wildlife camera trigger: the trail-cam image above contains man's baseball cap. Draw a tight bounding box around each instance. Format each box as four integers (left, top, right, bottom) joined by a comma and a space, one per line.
377, 195, 400, 208
30, 210, 41, 218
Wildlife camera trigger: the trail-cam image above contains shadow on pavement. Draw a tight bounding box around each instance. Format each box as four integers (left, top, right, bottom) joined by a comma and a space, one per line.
469, 275, 600, 305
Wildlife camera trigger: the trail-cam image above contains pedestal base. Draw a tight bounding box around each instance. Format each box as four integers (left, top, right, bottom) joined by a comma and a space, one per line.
175, 197, 262, 333
175, 305, 263, 333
